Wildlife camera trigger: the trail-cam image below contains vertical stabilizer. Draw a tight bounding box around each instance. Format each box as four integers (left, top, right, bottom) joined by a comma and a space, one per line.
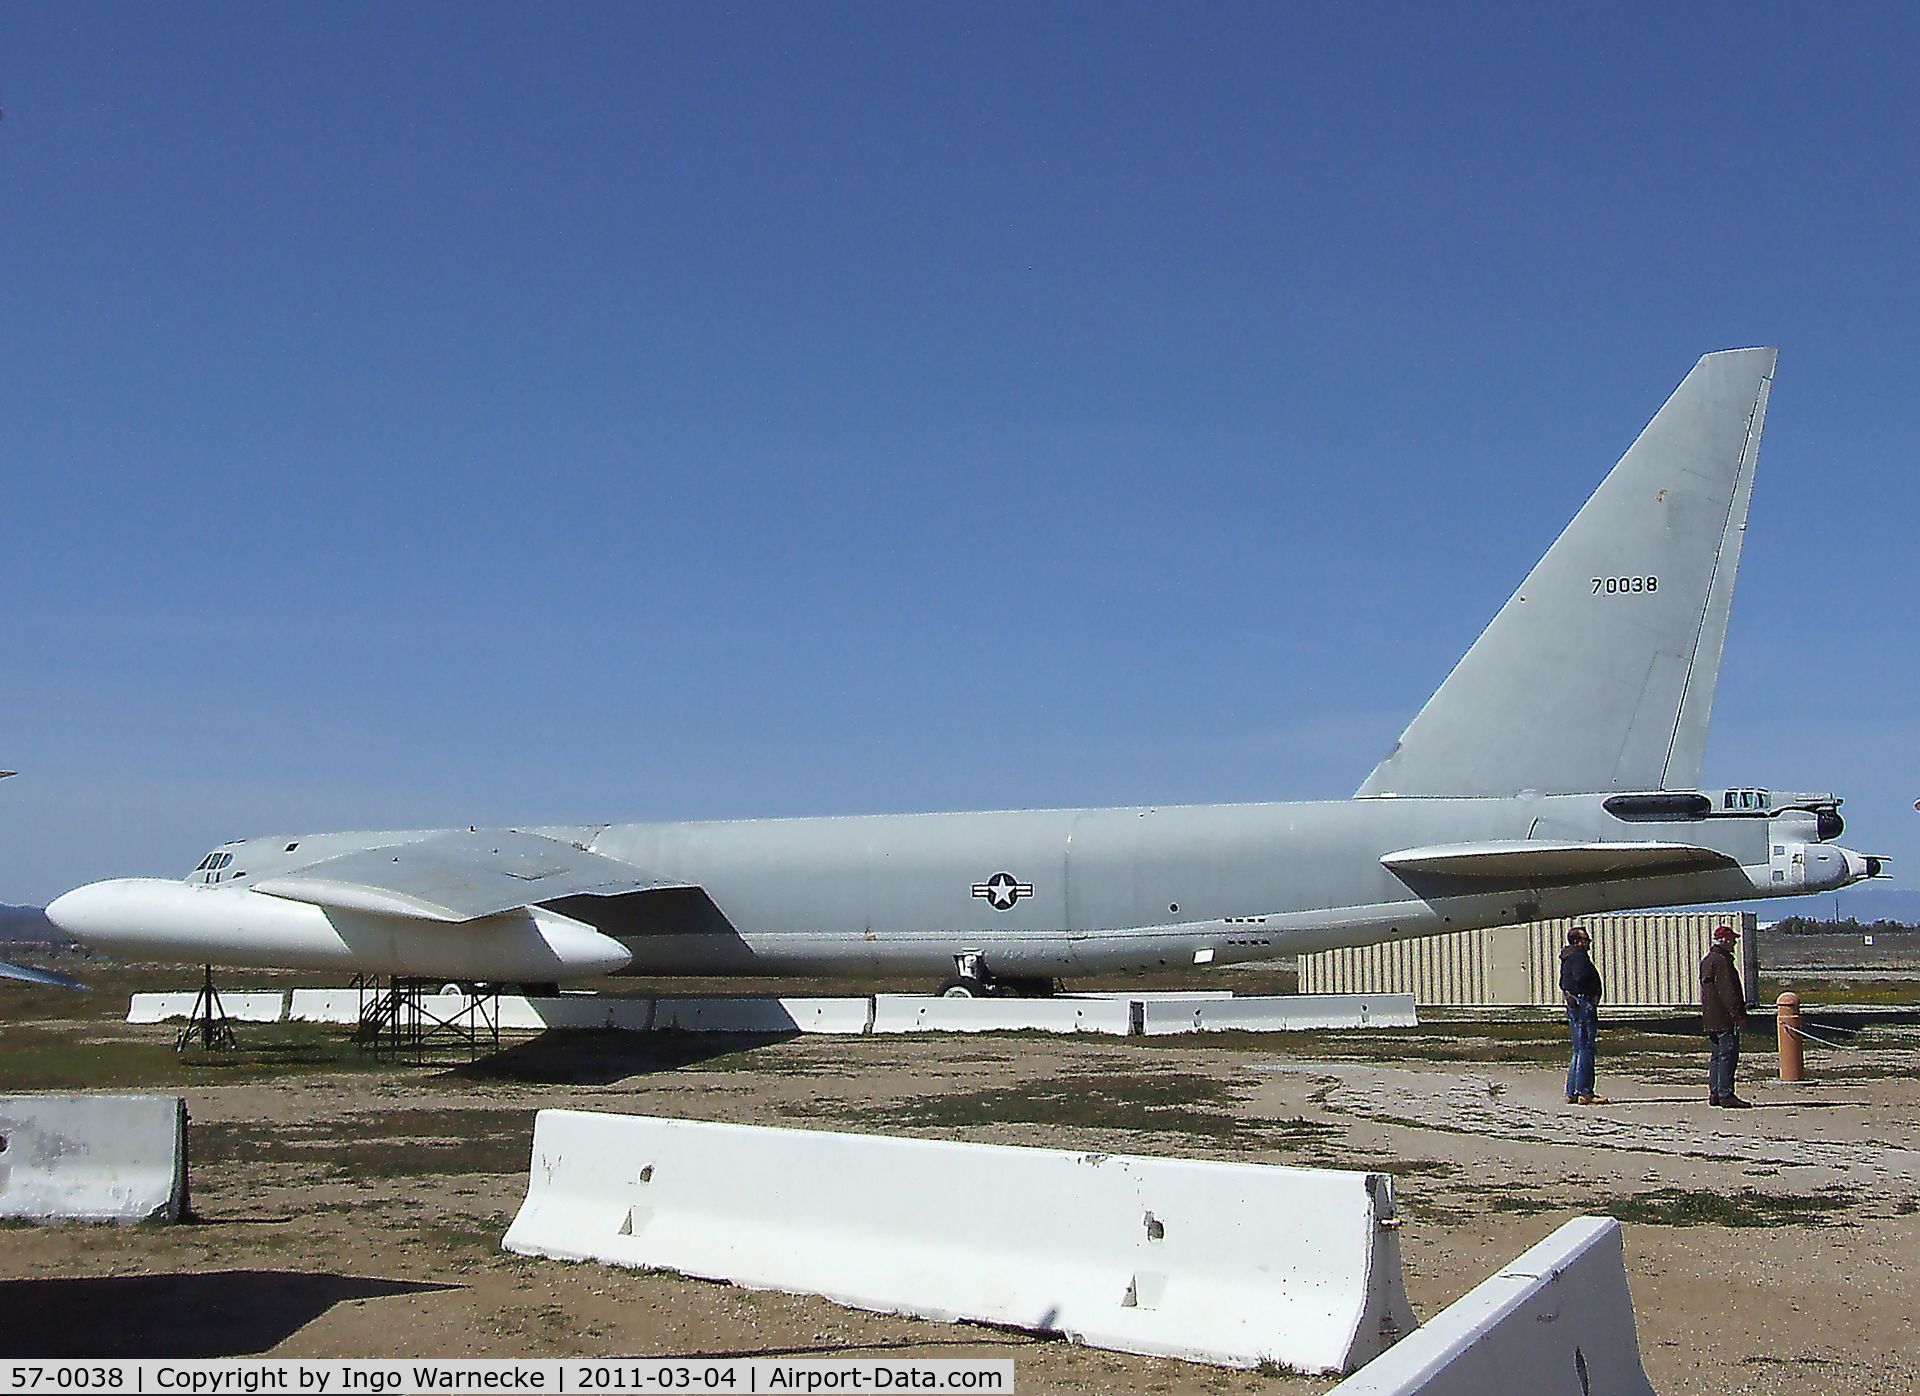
1357, 348, 1775, 798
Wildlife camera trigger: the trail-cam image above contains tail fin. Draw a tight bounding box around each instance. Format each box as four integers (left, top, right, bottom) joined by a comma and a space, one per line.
1357, 347, 1776, 798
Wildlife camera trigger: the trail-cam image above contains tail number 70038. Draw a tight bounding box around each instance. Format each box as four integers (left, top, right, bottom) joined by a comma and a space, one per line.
1593, 576, 1658, 594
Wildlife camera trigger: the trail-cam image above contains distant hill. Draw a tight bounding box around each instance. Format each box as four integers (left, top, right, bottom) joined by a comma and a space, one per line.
1673, 885, 1920, 928
0, 904, 62, 944
1811, 885, 1920, 925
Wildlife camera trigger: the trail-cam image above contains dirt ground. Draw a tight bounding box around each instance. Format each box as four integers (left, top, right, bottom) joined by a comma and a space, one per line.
2, 961, 1916, 1395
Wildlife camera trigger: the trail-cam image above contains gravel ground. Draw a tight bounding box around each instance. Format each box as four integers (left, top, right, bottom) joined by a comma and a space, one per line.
2, 964, 1916, 1394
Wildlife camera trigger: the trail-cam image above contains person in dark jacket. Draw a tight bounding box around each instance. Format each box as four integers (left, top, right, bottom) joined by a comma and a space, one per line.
1700, 923, 1750, 1107
1559, 926, 1606, 1105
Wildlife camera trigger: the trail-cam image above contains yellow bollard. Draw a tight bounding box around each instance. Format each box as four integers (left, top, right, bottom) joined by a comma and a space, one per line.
1776, 991, 1805, 1083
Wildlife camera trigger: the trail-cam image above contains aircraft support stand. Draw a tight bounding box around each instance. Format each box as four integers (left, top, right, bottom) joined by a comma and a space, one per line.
353, 975, 503, 1062
174, 964, 237, 1052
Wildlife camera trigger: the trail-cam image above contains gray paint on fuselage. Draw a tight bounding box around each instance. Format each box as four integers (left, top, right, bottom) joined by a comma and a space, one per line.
583, 795, 1775, 976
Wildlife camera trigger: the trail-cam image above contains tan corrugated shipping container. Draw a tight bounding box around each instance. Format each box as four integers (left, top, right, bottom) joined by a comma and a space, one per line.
1298, 912, 1759, 1009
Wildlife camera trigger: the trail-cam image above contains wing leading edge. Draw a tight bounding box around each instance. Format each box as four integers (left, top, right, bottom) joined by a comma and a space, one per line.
252, 828, 682, 922
0, 958, 86, 989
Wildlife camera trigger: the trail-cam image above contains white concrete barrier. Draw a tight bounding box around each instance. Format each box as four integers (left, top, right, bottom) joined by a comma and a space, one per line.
504, 1111, 1415, 1372
651, 997, 872, 1034
127, 991, 286, 1024
126, 993, 196, 1024
0, 1095, 189, 1223
290, 990, 626, 1030
1142, 993, 1418, 1035
286, 990, 860, 1033
496, 995, 657, 1031
1329, 1217, 1653, 1396
285, 988, 357, 1023
285, 988, 617, 1028
871, 994, 1134, 1035
186, 988, 1413, 1038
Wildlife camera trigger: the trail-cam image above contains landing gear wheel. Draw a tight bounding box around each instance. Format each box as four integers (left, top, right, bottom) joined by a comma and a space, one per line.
937, 976, 988, 998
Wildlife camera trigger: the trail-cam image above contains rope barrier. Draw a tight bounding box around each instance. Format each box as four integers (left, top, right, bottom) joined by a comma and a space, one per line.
1781, 1019, 1865, 1050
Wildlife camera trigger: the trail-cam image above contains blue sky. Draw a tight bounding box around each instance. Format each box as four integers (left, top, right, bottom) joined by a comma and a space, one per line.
1, 4, 1915, 905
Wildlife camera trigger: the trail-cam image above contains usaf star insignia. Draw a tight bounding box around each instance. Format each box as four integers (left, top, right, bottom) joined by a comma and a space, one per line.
971, 871, 1033, 911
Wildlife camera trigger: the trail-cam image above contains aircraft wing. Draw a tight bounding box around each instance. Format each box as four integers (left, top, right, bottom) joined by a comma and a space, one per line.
0, 958, 86, 989
1382, 840, 1739, 880
251, 829, 681, 922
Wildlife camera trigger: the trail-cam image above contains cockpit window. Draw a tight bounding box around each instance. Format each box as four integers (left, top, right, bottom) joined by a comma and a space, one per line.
193, 848, 240, 881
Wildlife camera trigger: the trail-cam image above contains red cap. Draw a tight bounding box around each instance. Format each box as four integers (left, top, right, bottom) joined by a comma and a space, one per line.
1713, 924, 1739, 941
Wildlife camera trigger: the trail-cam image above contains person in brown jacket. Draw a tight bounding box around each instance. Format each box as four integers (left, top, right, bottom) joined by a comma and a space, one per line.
1700, 924, 1750, 1107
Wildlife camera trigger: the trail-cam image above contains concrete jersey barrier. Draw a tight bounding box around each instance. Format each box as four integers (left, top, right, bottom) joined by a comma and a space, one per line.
650, 997, 872, 1034
286, 991, 861, 1033
504, 1110, 1415, 1373
1141, 993, 1418, 1035
1329, 1217, 1654, 1396
870, 994, 1134, 1035
286, 988, 364, 1023
0, 1094, 189, 1224
158, 988, 1414, 1037
128, 991, 287, 1024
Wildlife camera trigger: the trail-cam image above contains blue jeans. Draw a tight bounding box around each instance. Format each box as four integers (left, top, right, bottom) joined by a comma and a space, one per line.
1709, 1029, 1741, 1101
1565, 997, 1598, 1098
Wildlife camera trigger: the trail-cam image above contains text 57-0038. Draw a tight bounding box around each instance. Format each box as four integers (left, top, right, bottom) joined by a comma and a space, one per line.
8, 1370, 127, 1391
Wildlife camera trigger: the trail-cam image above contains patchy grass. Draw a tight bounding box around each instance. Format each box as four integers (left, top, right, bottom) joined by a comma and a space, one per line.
1406, 1184, 1856, 1229
1121, 1017, 1712, 1066
1252, 1357, 1304, 1378
0, 1025, 193, 1090
1484, 1192, 1560, 1216
422, 1221, 513, 1254
0, 1022, 396, 1091
1758, 978, 1920, 1008
192, 1107, 535, 1180
836, 1071, 1321, 1146
1376, 1158, 1457, 1177
1397, 1196, 1473, 1225
1602, 1187, 1852, 1228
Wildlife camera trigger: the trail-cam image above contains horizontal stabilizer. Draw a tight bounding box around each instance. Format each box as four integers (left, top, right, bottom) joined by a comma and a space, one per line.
253, 828, 679, 922
1382, 840, 1738, 881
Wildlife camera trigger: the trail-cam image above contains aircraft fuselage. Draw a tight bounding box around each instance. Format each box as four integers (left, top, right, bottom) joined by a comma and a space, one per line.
59, 786, 1869, 985
577, 788, 1863, 977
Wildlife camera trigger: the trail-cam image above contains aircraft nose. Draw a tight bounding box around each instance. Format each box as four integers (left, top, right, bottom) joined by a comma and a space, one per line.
45, 879, 148, 947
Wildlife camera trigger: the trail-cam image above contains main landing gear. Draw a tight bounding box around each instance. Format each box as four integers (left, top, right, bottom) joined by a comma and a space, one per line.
936, 953, 1057, 999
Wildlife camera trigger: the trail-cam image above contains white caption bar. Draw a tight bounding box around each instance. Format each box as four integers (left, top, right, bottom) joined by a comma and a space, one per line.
0, 1362, 1014, 1395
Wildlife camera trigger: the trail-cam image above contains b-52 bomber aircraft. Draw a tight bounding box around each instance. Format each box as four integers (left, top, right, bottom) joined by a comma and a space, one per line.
47, 348, 1884, 995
